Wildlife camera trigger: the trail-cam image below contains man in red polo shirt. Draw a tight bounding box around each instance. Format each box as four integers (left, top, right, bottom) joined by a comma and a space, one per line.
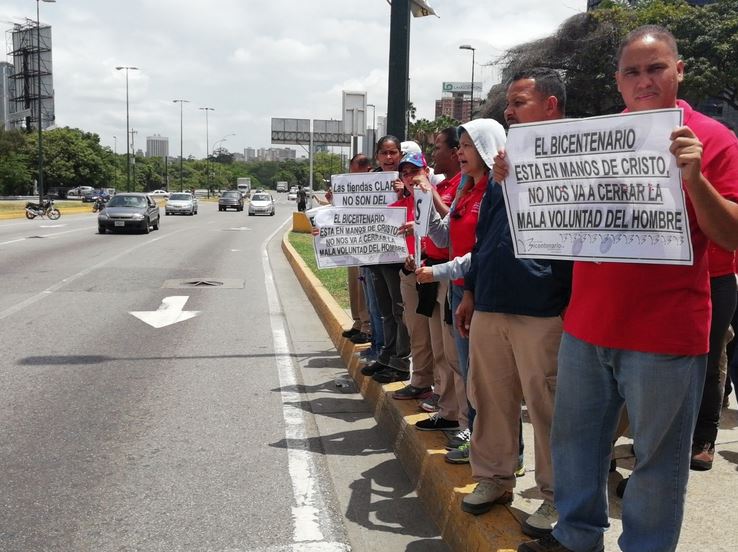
518, 25, 738, 552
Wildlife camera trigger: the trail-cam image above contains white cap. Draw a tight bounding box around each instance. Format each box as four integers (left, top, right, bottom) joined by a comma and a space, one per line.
400, 141, 422, 154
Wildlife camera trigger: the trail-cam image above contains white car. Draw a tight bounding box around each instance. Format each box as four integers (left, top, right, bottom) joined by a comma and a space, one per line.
148, 189, 170, 198
248, 192, 275, 216
165, 192, 198, 215
287, 189, 298, 201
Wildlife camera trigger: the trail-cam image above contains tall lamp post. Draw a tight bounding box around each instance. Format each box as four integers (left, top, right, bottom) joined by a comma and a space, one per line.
36, 0, 55, 206
459, 44, 476, 121
199, 106, 214, 194
115, 65, 138, 191
211, 133, 235, 192
173, 99, 190, 191
367, 103, 376, 152
112, 135, 118, 188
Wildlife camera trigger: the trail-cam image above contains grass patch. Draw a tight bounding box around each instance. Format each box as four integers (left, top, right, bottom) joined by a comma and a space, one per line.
289, 231, 349, 309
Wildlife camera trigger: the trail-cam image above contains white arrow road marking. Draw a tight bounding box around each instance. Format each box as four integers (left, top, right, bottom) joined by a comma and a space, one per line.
129, 296, 200, 328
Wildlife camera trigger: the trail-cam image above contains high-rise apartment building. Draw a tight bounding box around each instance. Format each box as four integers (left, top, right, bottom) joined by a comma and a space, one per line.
146, 134, 169, 157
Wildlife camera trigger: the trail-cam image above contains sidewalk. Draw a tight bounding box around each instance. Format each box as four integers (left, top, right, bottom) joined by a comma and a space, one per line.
282, 231, 738, 552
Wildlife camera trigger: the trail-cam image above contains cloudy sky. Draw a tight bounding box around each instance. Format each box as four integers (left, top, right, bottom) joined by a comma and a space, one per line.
0, 0, 588, 157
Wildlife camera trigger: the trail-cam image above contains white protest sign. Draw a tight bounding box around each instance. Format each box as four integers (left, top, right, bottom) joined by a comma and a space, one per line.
413, 188, 432, 237
331, 171, 399, 208
502, 108, 692, 265
312, 207, 409, 268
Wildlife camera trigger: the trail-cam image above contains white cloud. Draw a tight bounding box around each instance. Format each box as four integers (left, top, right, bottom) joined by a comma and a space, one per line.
1, 0, 589, 156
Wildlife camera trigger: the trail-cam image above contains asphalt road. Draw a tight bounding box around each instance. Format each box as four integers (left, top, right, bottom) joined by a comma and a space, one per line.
0, 198, 447, 552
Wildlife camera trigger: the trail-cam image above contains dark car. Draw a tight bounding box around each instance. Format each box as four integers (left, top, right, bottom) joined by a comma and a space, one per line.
218, 190, 244, 211
82, 189, 111, 203
97, 193, 160, 234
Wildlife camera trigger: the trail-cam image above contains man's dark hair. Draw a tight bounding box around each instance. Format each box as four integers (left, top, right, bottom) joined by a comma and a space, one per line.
350, 153, 371, 169
437, 127, 459, 149
617, 25, 679, 64
509, 67, 567, 116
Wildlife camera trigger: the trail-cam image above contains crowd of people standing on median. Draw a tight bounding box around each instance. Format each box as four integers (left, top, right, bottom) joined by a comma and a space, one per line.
315, 25, 738, 552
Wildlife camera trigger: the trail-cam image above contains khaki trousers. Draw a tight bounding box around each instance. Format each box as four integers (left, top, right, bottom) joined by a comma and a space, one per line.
468, 311, 561, 502
400, 273, 466, 424
348, 266, 371, 333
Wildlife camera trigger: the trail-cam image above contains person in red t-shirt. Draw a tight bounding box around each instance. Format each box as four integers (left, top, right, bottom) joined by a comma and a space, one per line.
517, 26, 738, 552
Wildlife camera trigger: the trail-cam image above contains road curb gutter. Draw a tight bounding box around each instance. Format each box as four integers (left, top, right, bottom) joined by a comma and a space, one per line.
282, 231, 527, 551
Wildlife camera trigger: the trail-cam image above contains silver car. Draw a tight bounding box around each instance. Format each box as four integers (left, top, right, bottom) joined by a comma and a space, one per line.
165, 192, 198, 216
248, 192, 275, 216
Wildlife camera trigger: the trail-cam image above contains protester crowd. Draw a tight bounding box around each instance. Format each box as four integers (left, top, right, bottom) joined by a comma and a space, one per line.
314, 25, 738, 552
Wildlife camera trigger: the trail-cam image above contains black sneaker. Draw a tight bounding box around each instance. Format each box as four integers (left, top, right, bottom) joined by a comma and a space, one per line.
361, 361, 389, 376
372, 367, 409, 384
517, 534, 574, 552
349, 331, 371, 344
415, 413, 460, 432
341, 328, 360, 338
392, 384, 433, 400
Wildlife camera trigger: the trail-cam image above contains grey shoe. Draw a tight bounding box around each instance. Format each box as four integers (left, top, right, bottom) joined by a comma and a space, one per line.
445, 428, 471, 450
461, 480, 513, 515
522, 501, 558, 538
445, 442, 470, 464
419, 393, 440, 412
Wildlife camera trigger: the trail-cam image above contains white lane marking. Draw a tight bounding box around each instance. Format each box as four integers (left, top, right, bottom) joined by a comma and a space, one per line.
261, 221, 350, 552
0, 224, 95, 246
39, 224, 67, 228
0, 230, 186, 322
0, 238, 26, 246
129, 296, 200, 328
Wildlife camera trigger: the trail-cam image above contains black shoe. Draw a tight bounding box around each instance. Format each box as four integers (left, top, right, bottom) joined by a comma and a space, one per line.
372, 367, 409, 384
361, 361, 389, 376
415, 414, 460, 432
349, 331, 371, 344
342, 328, 360, 338
517, 534, 575, 552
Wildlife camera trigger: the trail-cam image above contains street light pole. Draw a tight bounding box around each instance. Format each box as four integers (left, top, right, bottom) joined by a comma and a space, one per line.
459, 44, 476, 121
36, 0, 55, 206
367, 103, 376, 152
112, 135, 117, 189
173, 99, 190, 191
199, 106, 214, 194
115, 65, 138, 191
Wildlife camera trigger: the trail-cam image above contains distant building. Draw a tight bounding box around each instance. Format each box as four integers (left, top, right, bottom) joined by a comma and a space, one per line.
146, 134, 169, 157
244, 147, 257, 161
253, 147, 297, 162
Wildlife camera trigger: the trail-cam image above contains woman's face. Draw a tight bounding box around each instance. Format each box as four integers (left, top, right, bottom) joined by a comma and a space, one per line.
376, 141, 402, 171
456, 132, 485, 180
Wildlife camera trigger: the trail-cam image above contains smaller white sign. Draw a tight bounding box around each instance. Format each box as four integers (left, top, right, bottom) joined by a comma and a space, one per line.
312, 207, 409, 268
331, 171, 399, 208
414, 188, 432, 237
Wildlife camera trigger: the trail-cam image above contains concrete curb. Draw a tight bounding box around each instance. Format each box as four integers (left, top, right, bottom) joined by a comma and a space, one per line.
282, 231, 528, 552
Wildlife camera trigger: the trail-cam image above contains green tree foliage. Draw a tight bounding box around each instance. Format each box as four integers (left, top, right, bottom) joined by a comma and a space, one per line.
408, 115, 460, 156
37, 127, 111, 190
480, 0, 738, 121
0, 129, 33, 195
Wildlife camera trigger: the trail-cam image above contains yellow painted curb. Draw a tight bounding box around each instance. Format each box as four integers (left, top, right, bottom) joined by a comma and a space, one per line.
282, 230, 528, 552
0, 206, 94, 220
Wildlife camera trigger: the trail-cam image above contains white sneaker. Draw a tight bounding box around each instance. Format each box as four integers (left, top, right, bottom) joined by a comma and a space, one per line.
461, 480, 512, 515
522, 501, 558, 538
